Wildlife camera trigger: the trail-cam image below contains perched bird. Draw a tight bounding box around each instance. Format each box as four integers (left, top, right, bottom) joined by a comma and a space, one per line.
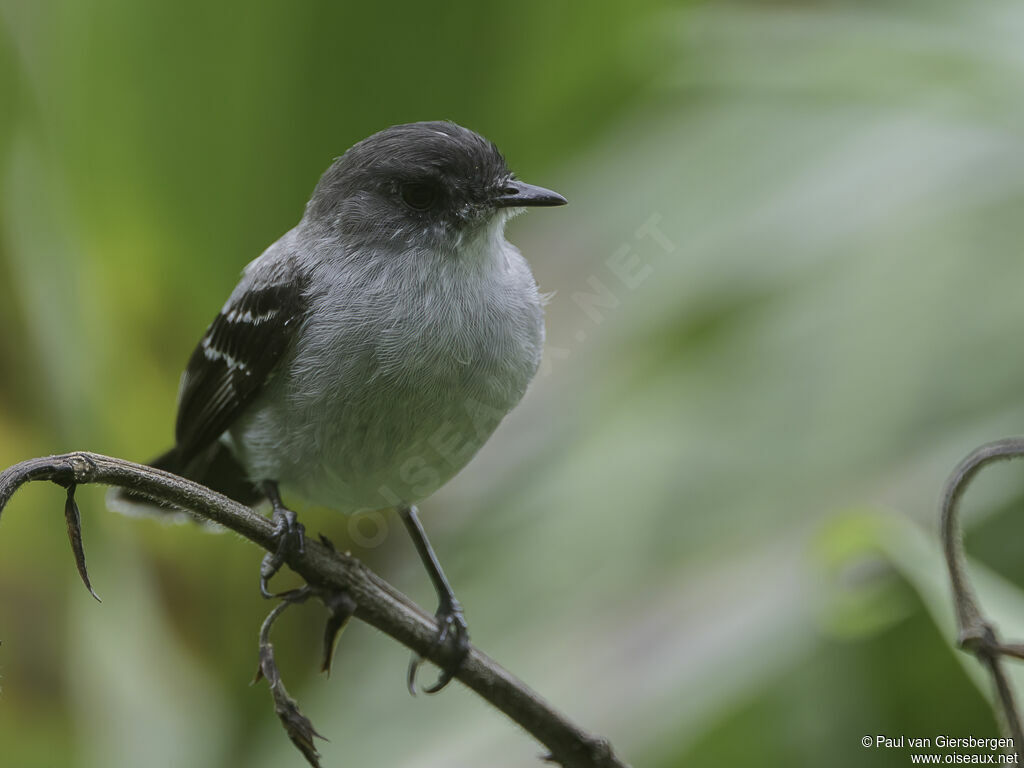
110, 121, 566, 692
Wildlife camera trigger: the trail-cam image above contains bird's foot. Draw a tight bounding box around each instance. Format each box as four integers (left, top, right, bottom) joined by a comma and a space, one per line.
259, 483, 306, 598
406, 596, 470, 695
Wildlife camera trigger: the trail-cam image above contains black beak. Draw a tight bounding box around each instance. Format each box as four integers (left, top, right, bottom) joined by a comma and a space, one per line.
493, 179, 567, 208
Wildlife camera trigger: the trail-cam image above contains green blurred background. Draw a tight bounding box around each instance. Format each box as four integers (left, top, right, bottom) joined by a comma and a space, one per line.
5, 0, 1024, 765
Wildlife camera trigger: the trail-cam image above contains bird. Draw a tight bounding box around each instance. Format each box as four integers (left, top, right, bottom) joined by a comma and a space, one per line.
109, 121, 566, 692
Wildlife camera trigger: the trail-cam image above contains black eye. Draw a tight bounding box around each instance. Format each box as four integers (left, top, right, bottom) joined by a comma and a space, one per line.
401, 182, 439, 211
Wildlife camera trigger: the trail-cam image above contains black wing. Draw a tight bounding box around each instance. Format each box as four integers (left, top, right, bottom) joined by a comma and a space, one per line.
175, 278, 307, 464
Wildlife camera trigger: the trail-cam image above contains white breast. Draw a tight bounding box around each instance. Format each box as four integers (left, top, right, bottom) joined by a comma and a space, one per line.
230, 222, 544, 512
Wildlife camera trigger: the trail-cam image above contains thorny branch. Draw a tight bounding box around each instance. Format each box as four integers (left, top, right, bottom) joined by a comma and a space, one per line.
0, 451, 629, 768
941, 438, 1024, 761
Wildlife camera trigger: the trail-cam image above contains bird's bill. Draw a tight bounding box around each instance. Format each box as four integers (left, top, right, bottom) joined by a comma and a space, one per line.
492, 180, 567, 208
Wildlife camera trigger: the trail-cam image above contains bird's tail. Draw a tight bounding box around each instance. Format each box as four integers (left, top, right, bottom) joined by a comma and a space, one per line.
106, 443, 264, 523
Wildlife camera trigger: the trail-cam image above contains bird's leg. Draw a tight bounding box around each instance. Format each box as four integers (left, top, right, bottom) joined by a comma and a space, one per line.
399, 505, 470, 694
259, 480, 306, 598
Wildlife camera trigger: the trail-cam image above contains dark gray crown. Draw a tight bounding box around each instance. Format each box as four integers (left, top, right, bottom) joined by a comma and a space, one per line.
307, 121, 512, 222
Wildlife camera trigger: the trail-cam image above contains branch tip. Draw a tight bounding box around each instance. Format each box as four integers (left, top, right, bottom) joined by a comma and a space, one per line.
256, 589, 324, 767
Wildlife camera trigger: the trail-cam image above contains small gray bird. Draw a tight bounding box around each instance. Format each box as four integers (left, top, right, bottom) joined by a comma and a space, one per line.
110, 121, 566, 692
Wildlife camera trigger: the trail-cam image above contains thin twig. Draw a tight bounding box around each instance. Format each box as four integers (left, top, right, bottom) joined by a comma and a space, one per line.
940, 438, 1024, 759
0, 451, 629, 768
253, 586, 325, 765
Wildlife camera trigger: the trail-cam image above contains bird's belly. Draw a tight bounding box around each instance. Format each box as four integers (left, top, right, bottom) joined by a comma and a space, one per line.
232, 360, 526, 513
313, 384, 509, 509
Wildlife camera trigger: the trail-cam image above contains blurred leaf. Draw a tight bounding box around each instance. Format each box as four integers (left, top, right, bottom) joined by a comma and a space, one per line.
66, 527, 231, 768
9, 0, 1024, 766
872, 510, 1024, 705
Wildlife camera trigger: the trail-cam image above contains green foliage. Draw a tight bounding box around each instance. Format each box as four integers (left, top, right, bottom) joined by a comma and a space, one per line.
4, 0, 1024, 766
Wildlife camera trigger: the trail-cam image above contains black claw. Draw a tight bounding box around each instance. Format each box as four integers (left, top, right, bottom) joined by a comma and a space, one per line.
406, 654, 422, 697
259, 553, 282, 599
422, 668, 455, 695
408, 601, 470, 695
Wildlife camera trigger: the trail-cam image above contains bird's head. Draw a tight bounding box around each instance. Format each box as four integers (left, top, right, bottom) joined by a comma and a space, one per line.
305, 121, 566, 253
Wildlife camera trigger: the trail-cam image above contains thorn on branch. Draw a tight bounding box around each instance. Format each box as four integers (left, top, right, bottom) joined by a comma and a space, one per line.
254, 587, 325, 768
61, 483, 101, 603
320, 589, 357, 676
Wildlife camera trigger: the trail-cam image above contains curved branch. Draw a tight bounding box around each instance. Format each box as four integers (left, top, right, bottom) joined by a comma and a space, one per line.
940, 438, 1024, 757
0, 451, 628, 768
